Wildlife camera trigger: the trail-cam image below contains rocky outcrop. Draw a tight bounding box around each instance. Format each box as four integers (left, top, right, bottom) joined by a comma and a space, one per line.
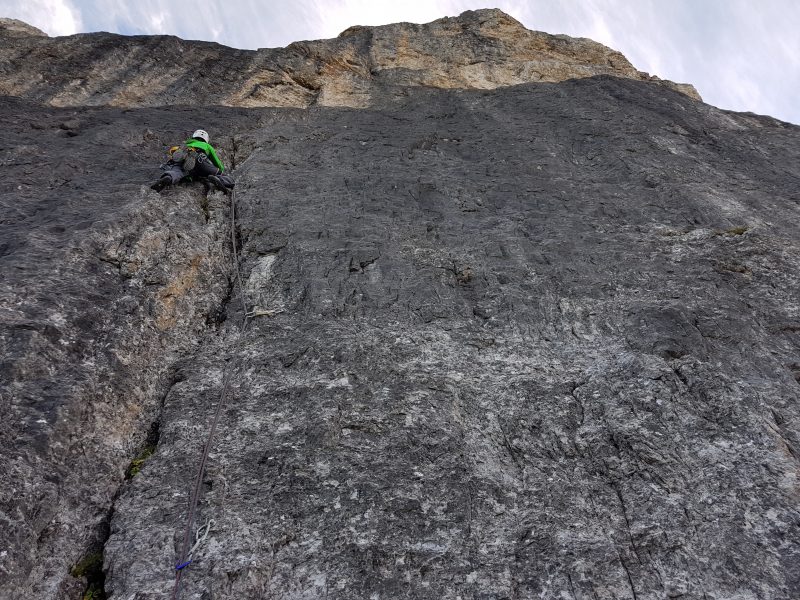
0, 17, 47, 37
0, 99, 262, 597
2, 10, 800, 600
0, 9, 699, 109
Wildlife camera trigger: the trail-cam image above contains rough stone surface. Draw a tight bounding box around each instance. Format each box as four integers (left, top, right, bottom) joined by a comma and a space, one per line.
100, 81, 800, 600
0, 9, 699, 109
0, 18, 47, 38
0, 99, 266, 597
2, 13, 800, 600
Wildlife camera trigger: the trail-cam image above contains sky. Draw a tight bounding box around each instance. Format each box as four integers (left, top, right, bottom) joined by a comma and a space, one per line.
1, 0, 798, 124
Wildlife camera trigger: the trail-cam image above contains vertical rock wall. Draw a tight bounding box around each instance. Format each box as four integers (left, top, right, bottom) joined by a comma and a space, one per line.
98, 79, 800, 599
0, 100, 268, 597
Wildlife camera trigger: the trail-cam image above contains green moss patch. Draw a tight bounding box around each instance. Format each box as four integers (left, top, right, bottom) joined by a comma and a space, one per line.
71, 552, 106, 600
715, 225, 749, 236
125, 444, 156, 479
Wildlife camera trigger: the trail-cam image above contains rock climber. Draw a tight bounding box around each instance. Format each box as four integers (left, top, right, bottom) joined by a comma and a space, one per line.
150, 129, 235, 194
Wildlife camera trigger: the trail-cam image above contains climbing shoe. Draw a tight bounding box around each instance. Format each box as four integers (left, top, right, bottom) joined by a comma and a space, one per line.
150, 175, 171, 192
207, 175, 229, 194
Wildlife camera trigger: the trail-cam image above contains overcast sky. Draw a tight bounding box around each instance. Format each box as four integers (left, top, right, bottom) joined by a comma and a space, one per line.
2, 0, 798, 124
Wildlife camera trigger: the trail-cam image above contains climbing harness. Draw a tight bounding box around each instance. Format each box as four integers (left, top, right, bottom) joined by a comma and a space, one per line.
171, 187, 250, 600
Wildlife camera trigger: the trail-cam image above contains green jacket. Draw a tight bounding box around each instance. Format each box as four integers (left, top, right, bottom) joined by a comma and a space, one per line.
186, 139, 225, 173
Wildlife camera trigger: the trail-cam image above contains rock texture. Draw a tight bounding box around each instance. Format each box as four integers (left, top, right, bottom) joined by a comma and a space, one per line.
0, 98, 265, 598
0, 9, 699, 109
102, 81, 800, 600
2, 10, 800, 600
0, 18, 47, 38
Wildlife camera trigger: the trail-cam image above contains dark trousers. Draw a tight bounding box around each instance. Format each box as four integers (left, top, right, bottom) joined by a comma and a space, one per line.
161, 153, 235, 188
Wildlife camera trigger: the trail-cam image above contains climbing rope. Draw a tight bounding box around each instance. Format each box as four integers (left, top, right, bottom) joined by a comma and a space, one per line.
171, 186, 251, 600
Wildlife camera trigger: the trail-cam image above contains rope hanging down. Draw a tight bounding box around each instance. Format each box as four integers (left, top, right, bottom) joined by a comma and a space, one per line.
171, 187, 251, 600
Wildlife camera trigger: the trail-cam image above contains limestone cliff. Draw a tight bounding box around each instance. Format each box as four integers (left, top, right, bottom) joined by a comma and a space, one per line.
0, 9, 699, 109
2, 9, 800, 600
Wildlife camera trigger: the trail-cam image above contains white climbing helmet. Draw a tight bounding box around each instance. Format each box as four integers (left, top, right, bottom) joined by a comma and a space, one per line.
192, 129, 210, 143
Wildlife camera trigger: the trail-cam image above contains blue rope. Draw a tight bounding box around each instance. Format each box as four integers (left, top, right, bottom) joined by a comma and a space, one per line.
175, 560, 192, 571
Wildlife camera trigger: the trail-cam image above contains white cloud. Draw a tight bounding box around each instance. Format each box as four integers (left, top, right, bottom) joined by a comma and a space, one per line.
146, 10, 169, 35
306, 0, 444, 35
0, 0, 82, 36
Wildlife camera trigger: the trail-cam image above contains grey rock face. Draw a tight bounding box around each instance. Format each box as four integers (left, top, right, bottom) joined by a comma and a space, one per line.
1, 27, 799, 600
0, 99, 265, 597
0, 9, 699, 109
0, 18, 47, 37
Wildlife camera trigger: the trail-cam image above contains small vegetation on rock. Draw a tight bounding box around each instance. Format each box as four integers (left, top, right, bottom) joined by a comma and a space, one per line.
125, 444, 156, 479
70, 552, 106, 600
715, 225, 749, 236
